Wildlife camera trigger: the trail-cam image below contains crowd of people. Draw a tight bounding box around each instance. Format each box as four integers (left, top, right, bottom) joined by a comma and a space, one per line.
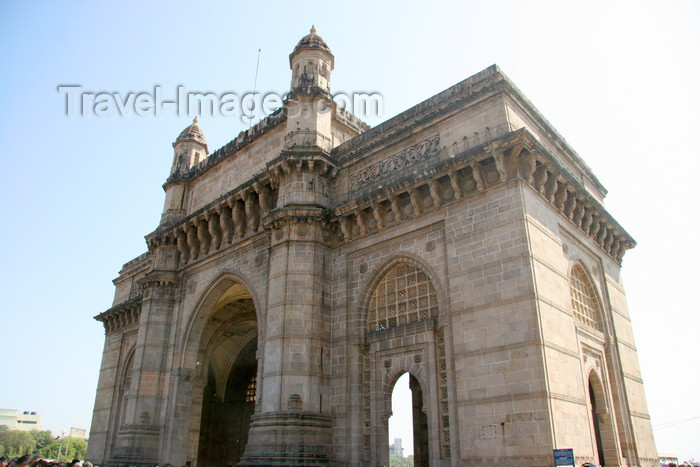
0, 456, 93, 467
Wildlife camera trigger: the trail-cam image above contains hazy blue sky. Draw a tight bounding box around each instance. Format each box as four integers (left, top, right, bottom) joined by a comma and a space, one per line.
1, 0, 698, 461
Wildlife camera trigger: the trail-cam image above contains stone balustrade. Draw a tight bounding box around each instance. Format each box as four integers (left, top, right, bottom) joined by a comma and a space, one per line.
333, 128, 635, 263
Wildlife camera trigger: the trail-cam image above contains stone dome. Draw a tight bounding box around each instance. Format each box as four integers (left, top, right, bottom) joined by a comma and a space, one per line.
174, 117, 208, 152
292, 25, 332, 55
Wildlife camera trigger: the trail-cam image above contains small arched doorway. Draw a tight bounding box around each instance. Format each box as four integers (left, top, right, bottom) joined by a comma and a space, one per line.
588, 371, 618, 466
192, 282, 258, 467
388, 372, 429, 467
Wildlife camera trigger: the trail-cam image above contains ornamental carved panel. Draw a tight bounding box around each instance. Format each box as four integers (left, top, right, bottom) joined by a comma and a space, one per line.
349, 135, 441, 191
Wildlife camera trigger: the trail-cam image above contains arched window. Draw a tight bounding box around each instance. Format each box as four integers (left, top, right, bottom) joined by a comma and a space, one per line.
368, 262, 438, 331
570, 264, 603, 331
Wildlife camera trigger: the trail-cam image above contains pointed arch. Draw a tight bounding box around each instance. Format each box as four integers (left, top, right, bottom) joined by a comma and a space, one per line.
569, 262, 603, 331
120, 349, 136, 392
112, 348, 135, 452
179, 271, 262, 371
386, 371, 429, 467
587, 370, 618, 466
172, 271, 261, 467
363, 255, 443, 332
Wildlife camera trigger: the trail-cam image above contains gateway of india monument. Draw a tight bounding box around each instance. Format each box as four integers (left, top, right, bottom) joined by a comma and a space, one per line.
87, 27, 658, 466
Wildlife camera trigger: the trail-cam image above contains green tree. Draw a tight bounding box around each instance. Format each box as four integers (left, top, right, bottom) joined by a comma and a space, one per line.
28, 430, 55, 456
0, 429, 34, 457
390, 453, 414, 467
36, 437, 63, 460
60, 438, 87, 461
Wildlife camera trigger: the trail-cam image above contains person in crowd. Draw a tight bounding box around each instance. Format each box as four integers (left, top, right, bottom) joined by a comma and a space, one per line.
14, 455, 39, 467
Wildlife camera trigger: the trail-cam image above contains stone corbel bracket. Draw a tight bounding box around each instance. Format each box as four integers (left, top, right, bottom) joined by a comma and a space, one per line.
266, 150, 340, 181
145, 173, 278, 269
264, 205, 334, 245
94, 297, 142, 334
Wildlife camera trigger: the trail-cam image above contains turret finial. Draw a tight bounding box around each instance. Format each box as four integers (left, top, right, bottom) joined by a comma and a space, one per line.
193, 116, 199, 125
310, 25, 316, 34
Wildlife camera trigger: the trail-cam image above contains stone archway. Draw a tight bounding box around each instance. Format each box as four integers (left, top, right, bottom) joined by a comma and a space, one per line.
197, 335, 257, 466
588, 371, 618, 466
182, 279, 260, 467
388, 372, 430, 467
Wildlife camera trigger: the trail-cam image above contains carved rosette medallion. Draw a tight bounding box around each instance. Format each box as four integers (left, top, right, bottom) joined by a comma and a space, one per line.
486, 169, 499, 184
463, 178, 477, 192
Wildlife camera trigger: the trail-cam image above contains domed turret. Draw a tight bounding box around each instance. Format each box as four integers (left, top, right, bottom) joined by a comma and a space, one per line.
161, 118, 209, 224
174, 117, 208, 154
289, 25, 334, 94
171, 117, 209, 175
285, 27, 334, 152
290, 25, 332, 56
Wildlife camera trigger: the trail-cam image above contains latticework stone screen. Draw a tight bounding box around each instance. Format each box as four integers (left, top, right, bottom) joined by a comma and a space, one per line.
368, 263, 438, 331
570, 265, 602, 331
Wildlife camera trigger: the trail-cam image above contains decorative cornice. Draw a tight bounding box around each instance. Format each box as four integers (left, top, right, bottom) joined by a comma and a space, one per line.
265, 206, 333, 245
266, 150, 340, 182
332, 128, 635, 264
139, 272, 181, 290
94, 296, 142, 334
331, 64, 606, 197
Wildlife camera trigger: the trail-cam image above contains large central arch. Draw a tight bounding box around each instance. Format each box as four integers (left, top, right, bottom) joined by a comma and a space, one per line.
179, 274, 261, 467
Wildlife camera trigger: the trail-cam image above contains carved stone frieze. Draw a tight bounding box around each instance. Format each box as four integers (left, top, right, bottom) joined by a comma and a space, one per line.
349, 135, 441, 191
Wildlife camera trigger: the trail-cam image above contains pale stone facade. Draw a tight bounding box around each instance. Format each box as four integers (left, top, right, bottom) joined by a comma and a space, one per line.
88, 28, 657, 466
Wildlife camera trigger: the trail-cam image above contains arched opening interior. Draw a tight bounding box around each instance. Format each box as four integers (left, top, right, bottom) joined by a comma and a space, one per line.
589, 379, 606, 466
194, 282, 257, 467
388, 372, 429, 466
588, 371, 618, 466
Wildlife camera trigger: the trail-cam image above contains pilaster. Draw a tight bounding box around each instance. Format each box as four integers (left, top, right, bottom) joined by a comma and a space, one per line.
109, 253, 180, 465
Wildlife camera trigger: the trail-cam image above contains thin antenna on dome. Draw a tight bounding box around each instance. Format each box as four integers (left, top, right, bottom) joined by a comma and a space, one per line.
250, 48, 262, 128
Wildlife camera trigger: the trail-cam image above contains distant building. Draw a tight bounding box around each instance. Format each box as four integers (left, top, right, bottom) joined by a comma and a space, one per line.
389, 438, 404, 457
659, 454, 679, 466
0, 409, 41, 431
70, 427, 88, 440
